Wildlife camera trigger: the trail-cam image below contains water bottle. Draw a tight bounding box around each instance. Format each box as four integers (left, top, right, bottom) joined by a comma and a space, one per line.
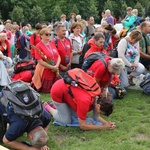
23, 94, 29, 103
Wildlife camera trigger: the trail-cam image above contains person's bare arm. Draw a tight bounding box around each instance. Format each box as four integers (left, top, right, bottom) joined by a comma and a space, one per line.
140, 46, 150, 59
3, 136, 38, 150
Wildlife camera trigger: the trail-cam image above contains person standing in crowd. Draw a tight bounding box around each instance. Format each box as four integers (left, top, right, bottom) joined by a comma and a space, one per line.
19, 26, 31, 59
30, 23, 42, 60
0, 20, 11, 42
51, 25, 72, 77
101, 11, 106, 25
0, 33, 11, 57
105, 9, 114, 26
139, 21, 150, 70
69, 22, 84, 69
69, 12, 76, 28
10, 25, 16, 59
118, 30, 145, 87
76, 15, 82, 23
60, 14, 69, 37
32, 28, 61, 93
122, 7, 136, 29
132, 9, 141, 26
84, 16, 95, 42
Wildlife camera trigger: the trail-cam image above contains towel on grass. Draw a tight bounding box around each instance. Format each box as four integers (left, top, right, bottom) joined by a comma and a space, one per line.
53, 116, 102, 127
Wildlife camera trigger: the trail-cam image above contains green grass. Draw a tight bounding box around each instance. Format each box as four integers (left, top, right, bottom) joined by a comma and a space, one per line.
39, 89, 150, 150
2, 89, 150, 150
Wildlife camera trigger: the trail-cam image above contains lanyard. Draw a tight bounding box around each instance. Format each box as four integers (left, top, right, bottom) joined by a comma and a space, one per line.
59, 39, 69, 53
42, 41, 54, 59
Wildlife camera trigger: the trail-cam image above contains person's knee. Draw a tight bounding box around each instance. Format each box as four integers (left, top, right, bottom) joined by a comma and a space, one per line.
2, 136, 10, 145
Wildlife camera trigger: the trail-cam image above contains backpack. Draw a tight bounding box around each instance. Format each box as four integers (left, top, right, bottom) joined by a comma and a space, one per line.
140, 74, 150, 95
12, 70, 34, 82
0, 81, 44, 122
63, 68, 101, 97
14, 59, 36, 73
82, 52, 107, 71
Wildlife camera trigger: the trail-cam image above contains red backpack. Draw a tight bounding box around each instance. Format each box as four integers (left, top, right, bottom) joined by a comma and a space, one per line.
63, 68, 101, 97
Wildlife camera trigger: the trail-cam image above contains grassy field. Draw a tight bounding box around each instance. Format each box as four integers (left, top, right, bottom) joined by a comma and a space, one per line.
2, 89, 150, 150
39, 89, 150, 150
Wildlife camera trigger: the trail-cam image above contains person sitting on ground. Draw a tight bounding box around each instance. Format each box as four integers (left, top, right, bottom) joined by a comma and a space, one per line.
44, 76, 115, 130
0, 102, 51, 150
117, 30, 145, 87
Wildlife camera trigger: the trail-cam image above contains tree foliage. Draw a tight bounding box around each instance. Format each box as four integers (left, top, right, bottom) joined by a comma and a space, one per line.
0, 0, 150, 25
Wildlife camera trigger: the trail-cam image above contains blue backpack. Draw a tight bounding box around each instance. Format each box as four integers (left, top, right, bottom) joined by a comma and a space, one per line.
140, 74, 150, 95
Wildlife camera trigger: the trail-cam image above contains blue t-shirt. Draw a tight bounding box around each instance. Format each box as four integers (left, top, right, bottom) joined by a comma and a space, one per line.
4, 109, 51, 141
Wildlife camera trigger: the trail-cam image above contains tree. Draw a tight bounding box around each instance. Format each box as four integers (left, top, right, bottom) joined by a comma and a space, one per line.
9, 6, 24, 24
134, 2, 144, 17
30, 6, 45, 25
51, 5, 63, 22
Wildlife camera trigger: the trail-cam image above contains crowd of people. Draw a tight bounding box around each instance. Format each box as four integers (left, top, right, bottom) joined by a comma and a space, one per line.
0, 6, 150, 150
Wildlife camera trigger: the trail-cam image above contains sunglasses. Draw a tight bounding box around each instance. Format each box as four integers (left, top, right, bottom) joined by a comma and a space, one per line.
45, 33, 51, 36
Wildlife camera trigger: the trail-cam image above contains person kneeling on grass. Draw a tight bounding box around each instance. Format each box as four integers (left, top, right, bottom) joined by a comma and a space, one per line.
0, 103, 51, 150
44, 78, 116, 130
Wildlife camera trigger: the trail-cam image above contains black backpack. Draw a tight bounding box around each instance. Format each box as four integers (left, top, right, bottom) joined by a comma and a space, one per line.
0, 81, 43, 122
14, 59, 36, 73
82, 52, 107, 71
140, 74, 150, 95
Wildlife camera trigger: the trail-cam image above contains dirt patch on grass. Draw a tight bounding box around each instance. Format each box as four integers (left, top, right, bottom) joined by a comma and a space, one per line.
132, 134, 150, 140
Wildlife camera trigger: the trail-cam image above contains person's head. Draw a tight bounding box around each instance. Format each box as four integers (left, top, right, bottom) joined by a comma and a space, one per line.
56, 24, 66, 39
10, 25, 17, 33
101, 11, 106, 18
22, 26, 29, 34
27, 23, 32, 31
105, 9, 111, 17
108, 58, 125, 75
76, 15, 82, 22
0, 33, 7, 41
94, 97, 114, 116
101, 21, 108, 29
4, 22, 11, 30
70, 22, 82, 34
60, 14, 66, 22
128, 30, 142, 44
28, 126, 49, 149
140, 21, 150, 34
80, 19, 88, 29
88, 16, 95, 26
104, 24, 114, 34
47, 24, 53, 32
126, 7, 132, 16
35, 23, 42, 31
132, 9, 138, 16
94, 27, 104, 35
40, 28, 51, 42
93, 33, 105, 48
70, 12, 76, 19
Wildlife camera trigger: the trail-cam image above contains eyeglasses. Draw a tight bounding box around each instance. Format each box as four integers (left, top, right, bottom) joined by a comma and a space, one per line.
45, 33, 51, 36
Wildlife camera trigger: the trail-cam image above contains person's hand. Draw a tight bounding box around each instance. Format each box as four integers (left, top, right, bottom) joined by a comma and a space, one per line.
131, 63, 138, 68
66, 63, 71, 69
51, 65, 59, 72
40, 145, 50, 150
103, 122, 116, 130
101, 89, 107, 98
78, 50, 82, 54
60, 65, 68, 71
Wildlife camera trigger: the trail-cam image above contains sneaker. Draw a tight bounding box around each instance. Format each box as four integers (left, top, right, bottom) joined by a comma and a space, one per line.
128, 78, 135, 86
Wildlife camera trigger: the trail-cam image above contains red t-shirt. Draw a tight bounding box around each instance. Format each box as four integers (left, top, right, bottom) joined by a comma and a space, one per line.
30, 33, 41, 58
35, 41, 59, 78
50, 79, 94, 120
51, 38, 72, 68
87, 58, 112, 88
